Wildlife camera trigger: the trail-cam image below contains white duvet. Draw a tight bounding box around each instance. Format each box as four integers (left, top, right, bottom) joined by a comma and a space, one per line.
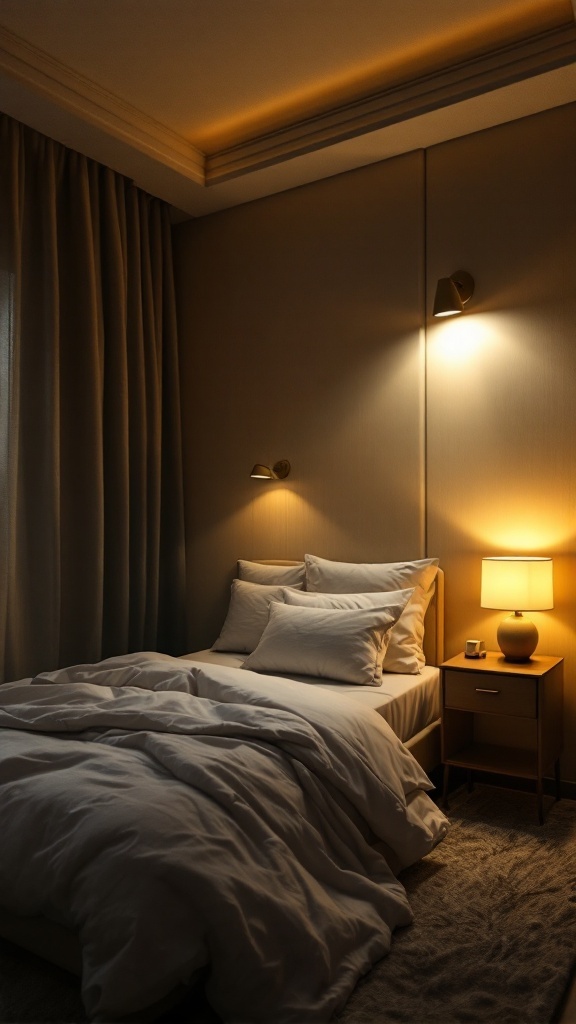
0, 652, 448, 1023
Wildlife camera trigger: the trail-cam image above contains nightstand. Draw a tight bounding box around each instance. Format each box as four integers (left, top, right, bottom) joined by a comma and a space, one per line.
441, 651, 563, 823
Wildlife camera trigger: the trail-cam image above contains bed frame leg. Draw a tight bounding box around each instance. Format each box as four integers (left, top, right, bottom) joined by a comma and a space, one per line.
442, 764, 450, 808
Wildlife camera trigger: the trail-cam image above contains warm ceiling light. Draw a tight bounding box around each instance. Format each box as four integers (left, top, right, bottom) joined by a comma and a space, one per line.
481, 556, 554, 662
433, 270, 474, 317
250, 460, 291, 480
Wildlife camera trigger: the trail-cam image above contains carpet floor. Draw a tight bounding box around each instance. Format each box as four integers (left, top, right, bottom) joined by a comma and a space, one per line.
337, 785, 576, 1024
1, 784, 575, 1023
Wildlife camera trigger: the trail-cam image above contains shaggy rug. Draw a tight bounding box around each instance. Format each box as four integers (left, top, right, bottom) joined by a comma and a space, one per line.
337, 785, 576, 1024
0, 785, 574, 1024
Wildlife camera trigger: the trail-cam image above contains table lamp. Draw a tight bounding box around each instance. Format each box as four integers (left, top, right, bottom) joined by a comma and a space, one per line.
480, 556, 553, 662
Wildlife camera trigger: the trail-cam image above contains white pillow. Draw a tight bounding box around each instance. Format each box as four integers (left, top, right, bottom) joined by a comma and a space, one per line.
303, 555, 439, 673
212, 579, 302, 654
237, 560, 306, 587
304, 554, 438, 594
283, 587, 415, 612
243, 595, 412, 686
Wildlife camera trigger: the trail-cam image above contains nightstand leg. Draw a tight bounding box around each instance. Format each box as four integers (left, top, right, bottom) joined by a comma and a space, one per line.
442, 764, 450, 808
537, 777, 544, 825
555, 759, 561, 802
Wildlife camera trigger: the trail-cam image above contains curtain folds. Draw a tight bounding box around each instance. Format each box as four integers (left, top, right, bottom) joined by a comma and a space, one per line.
0, 114, 186, 683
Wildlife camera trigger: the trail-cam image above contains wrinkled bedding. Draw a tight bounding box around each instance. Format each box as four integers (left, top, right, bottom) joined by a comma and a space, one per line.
0, 652, 448, 1023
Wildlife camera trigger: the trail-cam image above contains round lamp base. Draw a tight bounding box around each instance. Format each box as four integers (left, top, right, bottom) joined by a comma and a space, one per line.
497, 613, 538, 662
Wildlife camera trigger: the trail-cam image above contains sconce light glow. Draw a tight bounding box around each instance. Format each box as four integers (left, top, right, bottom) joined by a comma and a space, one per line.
433, 271, 474, 317
250, 460, 291, 480
430, 314, 494, 367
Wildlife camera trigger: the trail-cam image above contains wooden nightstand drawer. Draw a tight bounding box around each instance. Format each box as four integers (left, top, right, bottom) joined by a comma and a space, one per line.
444, 670, 537, 717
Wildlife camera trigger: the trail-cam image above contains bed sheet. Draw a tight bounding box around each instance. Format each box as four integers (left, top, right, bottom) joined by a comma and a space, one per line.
180, 649, 440, 744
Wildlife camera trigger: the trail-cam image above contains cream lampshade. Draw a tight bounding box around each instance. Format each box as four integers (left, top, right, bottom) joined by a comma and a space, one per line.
480, 556, 553, 662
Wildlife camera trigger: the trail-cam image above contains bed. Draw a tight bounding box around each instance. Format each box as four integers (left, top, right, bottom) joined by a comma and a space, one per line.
189, 555, 445, 775
0, 555, 447, 1023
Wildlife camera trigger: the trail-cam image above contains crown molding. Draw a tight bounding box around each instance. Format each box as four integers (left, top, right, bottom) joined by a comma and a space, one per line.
0, 26, 205, 185
206, 22, 576, 185
1, 19, 575, 203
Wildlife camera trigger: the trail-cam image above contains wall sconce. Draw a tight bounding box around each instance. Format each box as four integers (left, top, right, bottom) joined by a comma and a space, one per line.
480, 556, 554, 662
433, 270, 474, 317
250, 460, 291, 480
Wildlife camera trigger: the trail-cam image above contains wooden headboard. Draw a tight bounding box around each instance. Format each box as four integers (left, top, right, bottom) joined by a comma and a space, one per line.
253, 561, 445, 669
423, 567, 444, 668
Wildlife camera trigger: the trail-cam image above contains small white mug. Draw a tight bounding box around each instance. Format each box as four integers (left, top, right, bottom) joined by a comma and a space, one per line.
465, 639, 486, 658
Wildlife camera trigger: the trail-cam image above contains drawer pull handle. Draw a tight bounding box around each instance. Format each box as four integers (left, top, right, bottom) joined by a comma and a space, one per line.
475, 687, 500, 694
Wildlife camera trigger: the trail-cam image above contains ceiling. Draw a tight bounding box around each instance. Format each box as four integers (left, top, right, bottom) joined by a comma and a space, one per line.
0, 0, 575, 219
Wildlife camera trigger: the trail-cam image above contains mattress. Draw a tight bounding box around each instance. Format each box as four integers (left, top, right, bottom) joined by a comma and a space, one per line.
179, 649, 440, 745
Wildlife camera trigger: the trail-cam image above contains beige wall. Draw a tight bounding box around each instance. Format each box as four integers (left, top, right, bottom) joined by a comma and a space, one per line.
426, 103, 576, 779
174, 102, 576, 781
173, 151, 426, 651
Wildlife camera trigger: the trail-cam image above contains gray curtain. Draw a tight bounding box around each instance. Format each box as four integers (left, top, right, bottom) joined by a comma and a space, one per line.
0, 113, 186, 683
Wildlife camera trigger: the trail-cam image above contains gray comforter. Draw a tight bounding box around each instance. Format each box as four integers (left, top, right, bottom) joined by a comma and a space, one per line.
0, 652, 448, 1022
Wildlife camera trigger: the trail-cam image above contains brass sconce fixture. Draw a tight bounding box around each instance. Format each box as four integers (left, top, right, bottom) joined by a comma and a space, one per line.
250, 460, 291, 480
433, 270, 474, 317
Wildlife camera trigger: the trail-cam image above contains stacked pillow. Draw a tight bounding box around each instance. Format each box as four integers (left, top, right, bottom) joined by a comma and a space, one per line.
303, 554, 439, 674
212, 578, 304, 655
211, 555, 439, 684
243, 590, 414, 686
237, 559, 306, 587
212, 561, 306, 654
